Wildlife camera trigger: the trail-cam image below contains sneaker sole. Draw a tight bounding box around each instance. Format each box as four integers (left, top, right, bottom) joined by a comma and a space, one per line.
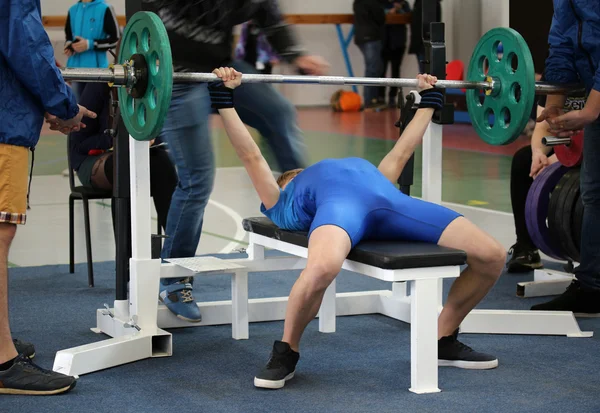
438, 359, 499, 370
0, 381, 76, 395
254, 372, 295, 389
158, 297, 202, 323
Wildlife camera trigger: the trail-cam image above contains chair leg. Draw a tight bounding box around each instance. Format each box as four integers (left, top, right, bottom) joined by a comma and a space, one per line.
82, 198, 94, 287
69, 196, 75, 274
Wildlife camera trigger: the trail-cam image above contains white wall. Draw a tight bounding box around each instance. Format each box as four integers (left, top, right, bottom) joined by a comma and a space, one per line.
480, 0, 510, 33
42, 0, 505, 106
41, 0, 125, 16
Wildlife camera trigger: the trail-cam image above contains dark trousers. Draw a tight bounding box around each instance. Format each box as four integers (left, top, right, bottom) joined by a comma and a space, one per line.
357, 40, 384, 105
576, 117, 600, 290
510, 145, 536, 249
379, 47, 405, 103
107, 147, 177, 232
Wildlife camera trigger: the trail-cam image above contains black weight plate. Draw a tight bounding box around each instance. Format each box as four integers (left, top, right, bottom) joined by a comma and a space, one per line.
548, 170, 576, 259
553, 169, 581, 261
572, 196, 584, 253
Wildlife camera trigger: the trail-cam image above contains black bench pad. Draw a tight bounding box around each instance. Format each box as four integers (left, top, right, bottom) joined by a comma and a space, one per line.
243, 217, 467, 270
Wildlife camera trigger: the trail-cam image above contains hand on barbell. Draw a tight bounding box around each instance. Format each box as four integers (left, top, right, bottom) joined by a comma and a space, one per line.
416, 74, 437, 92
213, 67, 242, 89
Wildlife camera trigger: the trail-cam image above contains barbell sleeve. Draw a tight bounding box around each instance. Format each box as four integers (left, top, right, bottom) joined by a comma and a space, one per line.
542, 136, 572, 147
59, 67, 583, 95
61, 67, 128, 85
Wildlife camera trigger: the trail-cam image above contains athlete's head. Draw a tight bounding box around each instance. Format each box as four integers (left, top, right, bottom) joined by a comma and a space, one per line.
277, 169, 303, 190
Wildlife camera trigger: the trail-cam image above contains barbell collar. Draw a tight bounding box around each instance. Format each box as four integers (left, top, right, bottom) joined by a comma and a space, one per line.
543, 136, 572, 147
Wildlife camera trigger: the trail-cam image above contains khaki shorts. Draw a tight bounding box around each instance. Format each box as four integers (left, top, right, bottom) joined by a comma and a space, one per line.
0, 143, 29, 225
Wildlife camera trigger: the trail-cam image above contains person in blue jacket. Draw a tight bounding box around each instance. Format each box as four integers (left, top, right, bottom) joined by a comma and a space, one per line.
0, 0, 96, 396
533, 0, 600, 314
64, 0, 120, 99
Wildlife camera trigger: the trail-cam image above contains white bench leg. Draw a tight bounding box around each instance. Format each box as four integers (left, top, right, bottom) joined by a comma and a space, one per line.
231, 270, 249, 340
319, 278, 336, 333
409, 278, 441, 394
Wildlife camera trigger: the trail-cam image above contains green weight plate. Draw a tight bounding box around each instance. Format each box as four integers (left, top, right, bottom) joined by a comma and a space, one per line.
466, 28, 535, 146
118, 12, 173, 141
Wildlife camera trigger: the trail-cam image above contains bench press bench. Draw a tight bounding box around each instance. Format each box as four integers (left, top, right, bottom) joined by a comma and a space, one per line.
235, 217, 467, 394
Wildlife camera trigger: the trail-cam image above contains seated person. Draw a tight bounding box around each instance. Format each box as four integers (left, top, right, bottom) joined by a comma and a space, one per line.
209, 67, 506, 389
69, 82, 177, 232
506, 89, 586, 273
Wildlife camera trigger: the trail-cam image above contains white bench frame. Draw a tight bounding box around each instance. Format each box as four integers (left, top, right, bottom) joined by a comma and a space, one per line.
54, 124, 593, 389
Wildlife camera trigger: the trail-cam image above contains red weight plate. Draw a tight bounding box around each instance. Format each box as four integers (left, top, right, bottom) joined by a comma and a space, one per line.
555, 130, 584, 167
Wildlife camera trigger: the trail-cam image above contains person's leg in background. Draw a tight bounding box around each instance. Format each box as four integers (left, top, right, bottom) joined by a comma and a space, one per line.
232, 60, 307, 172
158, 84, 215, 322
378, 52, 390, 106
387, 48, 404, 108
416, 50, 425, 74
0, 144, 76, 395
532, 118, 600, 312
149, 147, 178, 231
358, 40, 385, 111
506, 145, 543, 273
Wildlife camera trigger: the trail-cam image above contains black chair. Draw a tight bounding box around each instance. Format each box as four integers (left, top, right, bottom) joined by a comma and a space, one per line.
67, 134, 112, 287
67, 135, 164, 287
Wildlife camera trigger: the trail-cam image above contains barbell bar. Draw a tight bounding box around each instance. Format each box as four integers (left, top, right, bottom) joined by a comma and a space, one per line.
60, 67, 580, 95
58, 12, 585, 145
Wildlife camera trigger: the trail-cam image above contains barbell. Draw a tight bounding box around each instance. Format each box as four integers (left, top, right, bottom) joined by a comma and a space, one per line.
59, 11, 583, 144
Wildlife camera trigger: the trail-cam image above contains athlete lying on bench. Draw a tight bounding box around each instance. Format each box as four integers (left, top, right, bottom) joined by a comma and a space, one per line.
209, 67, 506, 389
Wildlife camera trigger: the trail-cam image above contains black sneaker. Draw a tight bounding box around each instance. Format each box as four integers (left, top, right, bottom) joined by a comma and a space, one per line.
0, 355, 76, 395
13, 339, 35, 359
531, 281, 600, 315
254, 341, 300, 389
506, 243, 543, 273
438, 330, 498, 370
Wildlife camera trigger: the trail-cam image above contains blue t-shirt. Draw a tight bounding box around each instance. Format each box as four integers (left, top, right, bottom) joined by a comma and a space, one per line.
260, 157, 399, 231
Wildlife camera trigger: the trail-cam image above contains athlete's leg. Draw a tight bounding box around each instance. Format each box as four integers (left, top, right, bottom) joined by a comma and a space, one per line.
282, 225, 351, 351
437, 217, 506, 337
374, 192, 503, 368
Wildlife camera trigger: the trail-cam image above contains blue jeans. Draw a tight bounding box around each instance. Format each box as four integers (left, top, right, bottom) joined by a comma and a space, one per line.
160, 60, 306, 283
575, 117, 600, 291
358, 40, 383, 106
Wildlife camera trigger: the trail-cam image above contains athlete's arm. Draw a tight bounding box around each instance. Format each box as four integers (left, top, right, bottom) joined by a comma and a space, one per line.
212, 67, 280, 209
378, 74, 439, 183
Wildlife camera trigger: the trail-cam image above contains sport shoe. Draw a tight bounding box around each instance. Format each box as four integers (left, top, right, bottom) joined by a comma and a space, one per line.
438, 330, 498, 370
13, 339, 35, 359
254, 341, 300, 389
531, 280, 600, 315
159, 279, 202, 322
0, 355, 76, 395
506, 243, 543, 273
